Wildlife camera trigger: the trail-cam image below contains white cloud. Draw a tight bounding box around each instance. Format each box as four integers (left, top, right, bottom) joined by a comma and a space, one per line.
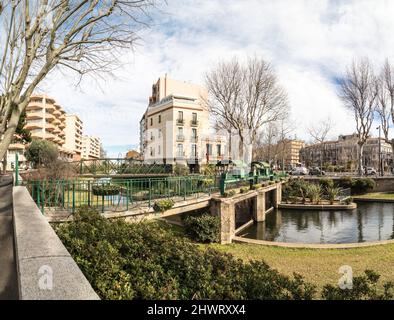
36, 0, 394, 152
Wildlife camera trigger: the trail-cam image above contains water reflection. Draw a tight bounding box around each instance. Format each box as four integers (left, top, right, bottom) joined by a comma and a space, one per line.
239, 203, 394, 244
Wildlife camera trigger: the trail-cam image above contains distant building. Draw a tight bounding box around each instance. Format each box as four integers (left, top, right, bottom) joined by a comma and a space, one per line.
64, 115, 83, 161
25, 94, 73, 160
126, 150, 140, 159
140, 75, 226, 171
300, 134, 393, 171
82, 136, 101, 160
5, 143, 27, 171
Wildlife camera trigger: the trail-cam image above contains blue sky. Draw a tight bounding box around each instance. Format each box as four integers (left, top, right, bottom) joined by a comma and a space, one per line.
36, 0, 394, 156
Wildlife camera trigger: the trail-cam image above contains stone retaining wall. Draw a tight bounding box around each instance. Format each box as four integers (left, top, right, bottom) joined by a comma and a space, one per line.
12, 186, 99, 300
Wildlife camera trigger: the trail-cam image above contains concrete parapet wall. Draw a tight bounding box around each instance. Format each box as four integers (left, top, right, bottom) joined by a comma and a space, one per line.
12, 186, 99, 300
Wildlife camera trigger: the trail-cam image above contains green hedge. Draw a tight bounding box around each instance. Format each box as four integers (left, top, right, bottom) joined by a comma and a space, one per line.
153, 199, 174, 212
92, 184, 120, 196
54, 206, 394, 300
183, 214, 220, 243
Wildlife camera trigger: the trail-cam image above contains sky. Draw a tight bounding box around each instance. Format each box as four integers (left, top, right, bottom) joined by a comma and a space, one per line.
35, 0, 394, 157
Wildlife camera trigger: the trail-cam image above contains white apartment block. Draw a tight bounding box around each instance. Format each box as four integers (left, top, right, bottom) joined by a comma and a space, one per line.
25, 94, 73, 160
65, 115, 84, 160
140, 75, 227, 171
82, 136, 101, 160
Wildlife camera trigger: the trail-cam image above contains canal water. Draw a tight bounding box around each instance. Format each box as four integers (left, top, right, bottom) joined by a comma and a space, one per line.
238, 202, 394, 244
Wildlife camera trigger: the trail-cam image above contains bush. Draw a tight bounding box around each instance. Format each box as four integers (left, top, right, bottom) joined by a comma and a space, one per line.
197, 178, 214, 188
55, 207, 317, 300
251, 184, 262, 190
183, 214, 220, 243
326, 186, 341, 204
343, 197, 353, 205
223, 190, 237, 198
337, 176, 353, 189
153, 199, 174, 212
240, 187, 249, 194
322, 270, 394, 300
307, 184, 322, 204
92, 184, 120, 196
173, 164, 189, 176
25, 139, 59, 168
319, 178, 334, 191
352, 178, 375, 195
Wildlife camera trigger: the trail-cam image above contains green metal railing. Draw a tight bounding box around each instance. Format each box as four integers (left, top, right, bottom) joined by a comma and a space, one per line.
23, 176, 219, 214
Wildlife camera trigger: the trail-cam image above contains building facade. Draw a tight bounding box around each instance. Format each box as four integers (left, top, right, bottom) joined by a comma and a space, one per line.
25, 94, 73, 160
140, 75, 226, 171
82, 136, 101, 160
300, 134, 393, 171
64, 115, 83, 161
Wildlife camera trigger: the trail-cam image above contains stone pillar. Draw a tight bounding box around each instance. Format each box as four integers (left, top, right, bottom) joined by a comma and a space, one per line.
211, 198, 235, 244
274, 183, 282, 208
254, 190, 266, 222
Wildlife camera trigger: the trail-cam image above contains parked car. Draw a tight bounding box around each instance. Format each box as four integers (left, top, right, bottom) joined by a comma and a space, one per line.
365, 167, 377, 175
309, 167, 326, 176
290, 167, 309, 176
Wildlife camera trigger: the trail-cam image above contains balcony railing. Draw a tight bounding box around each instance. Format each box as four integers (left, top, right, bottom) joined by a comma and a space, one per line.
190, 120, 199, 127
176, 135, 185, 142
176, 119, 184, 125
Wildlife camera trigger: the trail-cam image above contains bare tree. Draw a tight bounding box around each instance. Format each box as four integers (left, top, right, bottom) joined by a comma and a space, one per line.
376, 59, 394, 153
339, 59, 378, 176
0, 0, 162, 160
205, 56, 288, 162
307, 117, 334, 144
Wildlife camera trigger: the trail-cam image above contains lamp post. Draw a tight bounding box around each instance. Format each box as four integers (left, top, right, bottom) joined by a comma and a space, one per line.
377, 126, 383, 176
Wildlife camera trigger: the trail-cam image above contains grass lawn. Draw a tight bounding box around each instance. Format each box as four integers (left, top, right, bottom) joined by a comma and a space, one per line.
160, 221, 394, 293
204, 242, 394, 292
355, 192, 394, 200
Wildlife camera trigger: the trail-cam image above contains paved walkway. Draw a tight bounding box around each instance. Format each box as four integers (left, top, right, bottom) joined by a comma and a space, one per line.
0, 175, 18, 300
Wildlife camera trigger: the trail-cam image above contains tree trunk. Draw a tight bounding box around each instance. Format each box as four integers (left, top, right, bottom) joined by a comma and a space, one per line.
358, 143, 364, 176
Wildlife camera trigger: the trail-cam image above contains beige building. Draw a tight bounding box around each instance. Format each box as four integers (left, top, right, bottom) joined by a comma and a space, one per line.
65, 115, 84, 160
140, 75, 226, 171
5, 143, 27, 171
25, 94, 73, 160
82, 135, 101, 160
300, 134, 393, 171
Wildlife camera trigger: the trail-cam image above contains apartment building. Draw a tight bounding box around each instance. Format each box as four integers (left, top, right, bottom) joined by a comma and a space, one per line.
65, 115, 84, 160
82, 136, 101, 160
25, 94, 73, 160
300, 134, 393, 171
140, 75, 226, 171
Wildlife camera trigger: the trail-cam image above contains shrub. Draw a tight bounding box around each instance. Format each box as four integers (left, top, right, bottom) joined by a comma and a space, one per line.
337, 176, 353, 189
222, 190, 237, 197
307, 184, 322, 204
352, 178, 375, 195
322, 270, 394, 300
326, 186, 341, 204
183, 214, 220, 243
240, 187, 249, 194
55, 207, 317, 300
25, 139, 59, 168
251, 184, 262, 190
173, 164, 189, 176
197, 178, 214, 188
343, 197, 353, 205
92, 184, 120, 196
153, 199, 174, 212
319, 178, 334, 191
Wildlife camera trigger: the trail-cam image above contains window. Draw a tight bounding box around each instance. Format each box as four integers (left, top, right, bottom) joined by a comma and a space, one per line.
150, 117, 153, 126
217, 144, 222, 156
206, 143, 212, 156
158, 129, 162, 138
192, 128, 197, 138
178, 111, 183, 120
158, 145, 161, 155
192, 112, 197, 122
158, 115, 161, 123
191, 144, 197, 157
178, 127, 183, 135
177, 144, 184, 157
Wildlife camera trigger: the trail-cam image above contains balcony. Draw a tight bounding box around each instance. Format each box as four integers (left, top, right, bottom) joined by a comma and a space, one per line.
190, 120, 199, 127
25, 123, 42, 130
26, 112, 43, 120
176, 119, 184, 126
176, 135, 185, 142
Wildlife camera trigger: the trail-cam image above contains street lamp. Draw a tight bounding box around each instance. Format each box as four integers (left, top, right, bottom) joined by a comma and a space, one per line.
377, 126, 383, 176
